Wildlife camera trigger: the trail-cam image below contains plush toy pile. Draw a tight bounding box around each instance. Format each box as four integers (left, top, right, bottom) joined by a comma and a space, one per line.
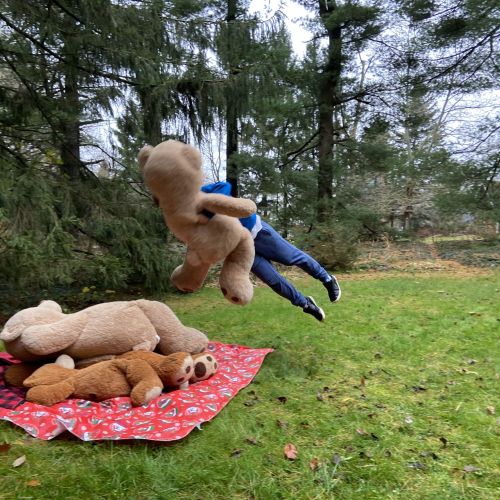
139, 140, 257, 305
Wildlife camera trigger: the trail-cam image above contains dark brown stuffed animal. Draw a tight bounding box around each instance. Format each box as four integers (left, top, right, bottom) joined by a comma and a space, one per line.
23, 352, 194, 407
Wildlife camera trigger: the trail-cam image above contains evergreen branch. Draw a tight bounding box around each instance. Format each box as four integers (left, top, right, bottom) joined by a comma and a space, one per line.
450, 125, 500, 155
277, 132, 320, 171
286, 131, 320, 158
0, 12, 138, 86
478, 158, 500, 200
0, 142, 32, 169
426, 27, 499, 83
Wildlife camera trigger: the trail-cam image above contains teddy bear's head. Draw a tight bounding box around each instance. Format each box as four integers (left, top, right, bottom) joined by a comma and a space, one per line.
1, 300, 63, 342
138, 140, 204, 206
155, 352, 194, 388
0, 301, 65, 361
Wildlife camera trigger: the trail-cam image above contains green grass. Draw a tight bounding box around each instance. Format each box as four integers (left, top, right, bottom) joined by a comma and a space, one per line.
1, 272, 499, 499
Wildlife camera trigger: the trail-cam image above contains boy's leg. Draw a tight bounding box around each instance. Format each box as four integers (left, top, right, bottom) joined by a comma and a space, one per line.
251, 255, 307, 307
254, 222, 330, 282
252, 255, 325, 321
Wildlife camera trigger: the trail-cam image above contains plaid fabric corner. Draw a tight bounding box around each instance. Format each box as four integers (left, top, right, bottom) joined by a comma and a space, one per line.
0, 356, 26, 410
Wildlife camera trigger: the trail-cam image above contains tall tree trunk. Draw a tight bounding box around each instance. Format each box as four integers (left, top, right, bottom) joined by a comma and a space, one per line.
139, 87, 163, 146
317, 0, 342, 222
60, 33, 81, 182
225, 0, 239, 197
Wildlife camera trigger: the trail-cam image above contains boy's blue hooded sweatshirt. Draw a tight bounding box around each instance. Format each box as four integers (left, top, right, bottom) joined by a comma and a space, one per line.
201, 181, 257, 232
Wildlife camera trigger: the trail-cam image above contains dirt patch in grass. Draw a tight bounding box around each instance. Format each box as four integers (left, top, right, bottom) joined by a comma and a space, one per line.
350, 238, 497, 279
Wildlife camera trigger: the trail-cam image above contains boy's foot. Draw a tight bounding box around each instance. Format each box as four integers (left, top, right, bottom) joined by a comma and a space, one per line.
303, 296, 325, 322
324, 275, 341, 302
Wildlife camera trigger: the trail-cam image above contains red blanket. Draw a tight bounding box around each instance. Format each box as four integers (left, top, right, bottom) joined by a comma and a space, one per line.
0, 342, 272, 441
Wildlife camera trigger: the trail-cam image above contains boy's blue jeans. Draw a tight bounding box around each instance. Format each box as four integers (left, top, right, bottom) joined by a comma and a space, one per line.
251, 221, 330, 308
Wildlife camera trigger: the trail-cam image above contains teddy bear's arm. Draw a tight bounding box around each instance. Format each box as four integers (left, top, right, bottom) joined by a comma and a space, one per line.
113, 359, 164, 406
199, 194, 256, 218
26, 380, 75, 406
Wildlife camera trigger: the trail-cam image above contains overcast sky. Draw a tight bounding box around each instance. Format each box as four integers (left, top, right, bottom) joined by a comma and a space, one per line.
249, 0, 311, 56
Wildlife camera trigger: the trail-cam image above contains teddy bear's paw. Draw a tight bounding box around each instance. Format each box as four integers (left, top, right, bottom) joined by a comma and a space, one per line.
26, 381, 73, 406
190, 353, 218, 383
144, 386, 162, 404
55, 354, 75, 369
220, 281, 253, 305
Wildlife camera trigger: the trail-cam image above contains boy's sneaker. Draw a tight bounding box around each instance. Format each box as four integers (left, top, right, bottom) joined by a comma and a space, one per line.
324, 275, 341, 302
303, 296, 325, 322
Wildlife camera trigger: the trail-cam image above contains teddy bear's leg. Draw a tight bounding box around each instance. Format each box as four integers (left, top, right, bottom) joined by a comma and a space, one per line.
134, 300, 208, 355
113, 359, 164, 407
171, 249, 211, 293
190, 352, 218, 383
26, 380, 75, 406
21, 314, 88, 356
219, 231, 255, 305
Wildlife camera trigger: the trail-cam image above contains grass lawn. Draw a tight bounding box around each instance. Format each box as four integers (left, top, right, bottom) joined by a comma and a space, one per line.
0, 270, 499, 499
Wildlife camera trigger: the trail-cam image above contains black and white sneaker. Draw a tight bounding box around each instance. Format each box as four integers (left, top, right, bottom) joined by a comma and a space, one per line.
303, 296, 325, 322
324, 275, 341, 302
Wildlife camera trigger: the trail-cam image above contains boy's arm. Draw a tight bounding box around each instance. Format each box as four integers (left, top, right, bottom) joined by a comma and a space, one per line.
199, 193, 256, 218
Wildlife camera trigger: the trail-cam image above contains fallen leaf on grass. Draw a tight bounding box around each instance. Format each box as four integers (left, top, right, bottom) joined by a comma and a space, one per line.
230, 449, 243, 458
245, 437, 258, 446
309, 457, 320, 471
356, 428, 368, 436
407, 461, 425, 469
486, 405, 495, 415
243, 394, 259, 406
439, 437, 448, 447
284, 443, 298, 460
12, 455, 26, 468
0, 443, 12, 454
276, 419, 288, 429
316, 392, 324, 401
27, 480, 40, 487
463, 465, 480, 472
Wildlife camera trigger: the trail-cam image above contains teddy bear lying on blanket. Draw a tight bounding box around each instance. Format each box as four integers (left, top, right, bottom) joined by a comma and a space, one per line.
22, 351, 218, 407
0, 299, 208, 363
138, 140, 257, 305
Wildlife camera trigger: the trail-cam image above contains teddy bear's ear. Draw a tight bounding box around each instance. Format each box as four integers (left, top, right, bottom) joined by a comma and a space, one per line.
180, 143, 202, 169
38, 300, 62, 313
138, 145, 153, 171
0, 325, 19, 342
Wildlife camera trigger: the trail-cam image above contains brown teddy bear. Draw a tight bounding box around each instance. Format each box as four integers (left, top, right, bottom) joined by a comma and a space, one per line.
138, 140, 257, 305
22, 350, 218, 407
0, 299, 208, 363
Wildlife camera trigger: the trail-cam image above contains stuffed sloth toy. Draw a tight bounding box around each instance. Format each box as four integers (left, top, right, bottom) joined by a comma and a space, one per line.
138, 140, 257, 305
23, 350, 218, 407
0, 299, 208, 363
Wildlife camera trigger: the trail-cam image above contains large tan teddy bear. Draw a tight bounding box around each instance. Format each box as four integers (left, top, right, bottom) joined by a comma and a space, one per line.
0, 299, 208, 363
138, 140, 256, 305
